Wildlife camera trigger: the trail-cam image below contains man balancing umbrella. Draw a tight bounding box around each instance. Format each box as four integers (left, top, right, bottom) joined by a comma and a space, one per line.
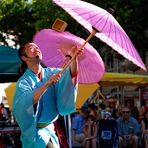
11, 18, 104, 148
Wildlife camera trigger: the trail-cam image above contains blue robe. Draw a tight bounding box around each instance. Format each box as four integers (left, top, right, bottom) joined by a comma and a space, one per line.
12, 67, 78, 148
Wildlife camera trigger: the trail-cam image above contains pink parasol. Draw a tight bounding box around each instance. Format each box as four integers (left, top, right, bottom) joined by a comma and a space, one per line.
52, 0, 146, 71
33, 29, 105, 84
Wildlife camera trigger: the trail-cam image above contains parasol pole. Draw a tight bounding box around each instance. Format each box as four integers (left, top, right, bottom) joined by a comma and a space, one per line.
59, 29, 97, 74
51, 18, 97, 74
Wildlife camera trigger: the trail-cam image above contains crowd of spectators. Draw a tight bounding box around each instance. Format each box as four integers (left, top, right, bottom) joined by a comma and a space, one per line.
0, 98, 148, 148
71, 98, 148, 148
0, 103, 21, 147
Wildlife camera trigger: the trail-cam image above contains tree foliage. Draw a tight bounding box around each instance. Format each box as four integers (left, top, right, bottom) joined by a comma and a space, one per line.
0, 0, 148, 61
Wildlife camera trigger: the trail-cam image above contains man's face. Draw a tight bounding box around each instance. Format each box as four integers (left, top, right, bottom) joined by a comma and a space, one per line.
81, 111, 88, 119
127, 101, 133, 107
24, 43, 42, 60
122, 108, 130, 120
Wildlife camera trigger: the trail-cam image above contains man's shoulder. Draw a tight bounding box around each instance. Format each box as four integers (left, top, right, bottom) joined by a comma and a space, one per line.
116, 117, 123, 123
17, 73, 29, 84
17, 68, 32, 81
73, 114, 82, 121
129, 116, 138, 123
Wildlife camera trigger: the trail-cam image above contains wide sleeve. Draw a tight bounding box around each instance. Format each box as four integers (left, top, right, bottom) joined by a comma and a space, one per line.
55, 68, 78, 115
12, 78, 36, 142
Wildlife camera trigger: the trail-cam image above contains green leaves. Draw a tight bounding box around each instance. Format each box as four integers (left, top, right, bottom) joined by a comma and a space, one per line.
0, 0, 147, 56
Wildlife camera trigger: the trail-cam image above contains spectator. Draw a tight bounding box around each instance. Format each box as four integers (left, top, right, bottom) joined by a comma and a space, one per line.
98, 103, 106, 118
83, 115, 98, 148
71, 106, 89, 146
108, 98, 118, 119
139, 99, 148, 122
117, 106, 140, 148
88, 103, 98, 120
104, 111, 113, 119
126, 99, 139, 121
0, 103, 4, 120
141, 110, 148, 148
141, 99, 148, 116
0, 103, 9, 126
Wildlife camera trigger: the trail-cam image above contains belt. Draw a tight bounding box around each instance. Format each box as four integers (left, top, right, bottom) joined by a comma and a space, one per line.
37, 123, 49, 128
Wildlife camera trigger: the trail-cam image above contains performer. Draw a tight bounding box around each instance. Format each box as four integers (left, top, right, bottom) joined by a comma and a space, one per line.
12, 42, 83, 148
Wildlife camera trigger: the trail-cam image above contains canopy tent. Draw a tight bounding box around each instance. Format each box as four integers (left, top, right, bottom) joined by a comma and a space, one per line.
0, 45, 21, 83
76, 84, 99, 108
100, 72, 148, 86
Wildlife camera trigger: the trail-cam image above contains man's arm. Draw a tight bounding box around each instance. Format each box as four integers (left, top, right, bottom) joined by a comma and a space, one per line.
69, 55, 78, 78
33, 73, 61, 104
72, 129, 76, 144
69, 46, 83, 78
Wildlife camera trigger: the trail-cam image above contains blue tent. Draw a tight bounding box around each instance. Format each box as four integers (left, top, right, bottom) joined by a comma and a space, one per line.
0, 45, 21, 83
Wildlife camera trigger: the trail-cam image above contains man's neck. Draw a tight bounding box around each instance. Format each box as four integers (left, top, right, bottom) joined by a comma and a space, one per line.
123, 118, 129, 123
28, 63, 42, 74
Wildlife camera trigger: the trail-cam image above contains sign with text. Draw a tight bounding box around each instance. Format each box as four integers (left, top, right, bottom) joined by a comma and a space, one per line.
140, 88, 148, 105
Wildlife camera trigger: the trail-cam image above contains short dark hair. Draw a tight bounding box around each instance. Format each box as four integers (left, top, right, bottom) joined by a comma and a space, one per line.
81, 106, 89, 114
18, 42, 31, 58
86, 115, 95, 121
18, 42, 31, 76
88, 103, 98, 110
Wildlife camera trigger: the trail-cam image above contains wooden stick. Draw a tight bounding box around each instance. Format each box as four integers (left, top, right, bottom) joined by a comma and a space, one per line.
59, 29, 97, 74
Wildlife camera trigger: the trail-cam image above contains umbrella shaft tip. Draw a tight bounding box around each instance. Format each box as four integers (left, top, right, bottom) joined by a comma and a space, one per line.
107, 8, 114, 14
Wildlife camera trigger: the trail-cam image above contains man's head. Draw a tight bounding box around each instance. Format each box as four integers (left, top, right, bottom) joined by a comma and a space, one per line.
19, 42, 42, 63
126, 99, 134, 108
88, 103, 98, 110
121, 106, 131, 121
80, 106, 89, 119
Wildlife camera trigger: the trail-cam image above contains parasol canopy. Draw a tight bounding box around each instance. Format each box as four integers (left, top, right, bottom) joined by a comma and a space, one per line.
52, 0, 146, 71
33, 29, 105, 84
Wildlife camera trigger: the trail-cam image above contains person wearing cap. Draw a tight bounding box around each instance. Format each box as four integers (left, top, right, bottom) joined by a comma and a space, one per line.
12, 42, 83, 148
104, 111, 112, 119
